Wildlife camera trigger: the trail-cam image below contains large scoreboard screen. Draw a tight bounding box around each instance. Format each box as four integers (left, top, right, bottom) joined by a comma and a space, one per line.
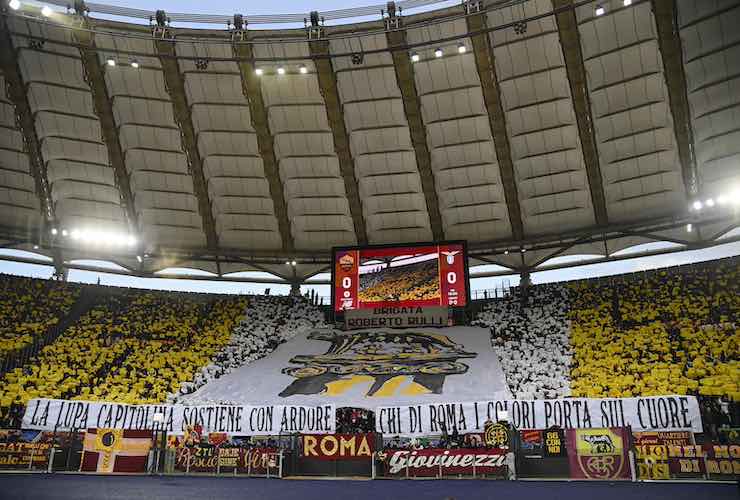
332, 241, 469, 312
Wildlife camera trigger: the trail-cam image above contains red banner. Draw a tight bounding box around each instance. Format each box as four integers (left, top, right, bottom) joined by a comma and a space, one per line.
301, 433, 374, 460
566, 428, 631, 480
174, 446, 279, 473
380, 448, 507, 476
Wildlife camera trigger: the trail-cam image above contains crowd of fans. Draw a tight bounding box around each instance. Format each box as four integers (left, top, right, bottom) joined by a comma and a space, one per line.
174, 295, 328, 403
0, 275, 78, 359
0, 257, 737, 432
0, 288, 247, 425
359, 259, 439, 302
473, 284, 572, 399
569, 258, 738, 401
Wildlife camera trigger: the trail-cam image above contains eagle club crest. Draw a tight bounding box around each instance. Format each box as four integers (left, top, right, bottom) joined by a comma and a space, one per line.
279, 330, 477, 398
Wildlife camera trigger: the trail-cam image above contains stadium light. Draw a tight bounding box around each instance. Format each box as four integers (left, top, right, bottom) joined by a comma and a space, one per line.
277, 66, 285, 75
623, 0, 632, 6
61, 229, 68, 237
457, 43, 466, 54
33, 244, 39, 249
504, 250, 509, 255
595, 5, 605, 16
255, 68, 263, 76
411, 52, 420, 62
50, 228, 58, 235
9, 0, 20, 10
106, 57, 116, 67
717, 195, 727, 205
136, 255, 143, 263
686, 223, 692, 233
521, 247, 526, 253
291, 260, 297, 266
41, 5, 52, 16
299, 64, 308, 74
130, 60, 139, 69
434, 48, 443, 58
705, 198, 715, 207
692, 200, 703, 211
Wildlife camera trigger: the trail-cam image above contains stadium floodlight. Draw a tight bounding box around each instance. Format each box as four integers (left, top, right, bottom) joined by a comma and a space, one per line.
705, 198, 715, 207
106, 57, 116, 67
41, 5, 52, 16
50, 228, 58, 235
595, 5, 605, 16
255, 68, 263, 76
285, 261, 290, 265
692, 200, 703, 211
623, 0, 632, 6
299, 64, 308, 74
504, 250, 509, 255
717, 194, 727, 205
130, 60, 139, 69
457, 43, 466, 54
70, 230, 80, 240
434, 48, 443, 58
291, 260, 297, 266
61, 229, 68, 237
9, 0, 21, 11
277, 66, 285, 75
136, 255, 143, 263
233, 13, 244, 30
411, 52, 420, 62
686, 223, 692, 233
127, 235, 137, 246
521, 247, 526, 253
309, 10, 320, 27
33, 244, 39, 250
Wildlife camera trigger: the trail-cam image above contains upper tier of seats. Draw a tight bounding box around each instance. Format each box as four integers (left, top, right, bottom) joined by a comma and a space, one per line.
0, 275, 79, 357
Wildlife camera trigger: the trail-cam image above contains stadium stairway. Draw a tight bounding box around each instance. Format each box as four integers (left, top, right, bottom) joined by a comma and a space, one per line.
0, 285, 95, 376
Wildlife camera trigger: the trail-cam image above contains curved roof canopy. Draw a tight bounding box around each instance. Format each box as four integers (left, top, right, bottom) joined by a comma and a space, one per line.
0, 0, 738, 280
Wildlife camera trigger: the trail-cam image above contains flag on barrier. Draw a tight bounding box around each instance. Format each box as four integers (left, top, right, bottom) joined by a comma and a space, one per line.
80, 428, 152, 473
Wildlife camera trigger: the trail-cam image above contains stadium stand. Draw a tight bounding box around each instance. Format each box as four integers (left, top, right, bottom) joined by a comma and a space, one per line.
569, 258, 739, 401
0, 258, 737, 429
175, 295, 328, 403
0, 288, 247, 425
0, 275, 78, 359
473, 284, 572, 399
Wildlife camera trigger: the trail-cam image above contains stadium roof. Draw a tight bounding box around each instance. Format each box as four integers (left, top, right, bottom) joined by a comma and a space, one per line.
0, 0, 738, 284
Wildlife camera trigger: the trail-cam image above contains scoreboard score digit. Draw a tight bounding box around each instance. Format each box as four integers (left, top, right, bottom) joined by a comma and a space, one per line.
332, 242, 469, 313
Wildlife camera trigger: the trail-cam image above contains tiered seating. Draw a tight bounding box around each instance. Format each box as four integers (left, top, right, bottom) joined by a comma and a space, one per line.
176, 295, 328, 401
473, 284, 572, 399
569, 259, 739, 400
0, 290, 247, 413
0, 275, 78, 357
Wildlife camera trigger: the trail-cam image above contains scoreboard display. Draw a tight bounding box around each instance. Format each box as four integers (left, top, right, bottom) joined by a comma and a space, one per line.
332, 241, 469, 313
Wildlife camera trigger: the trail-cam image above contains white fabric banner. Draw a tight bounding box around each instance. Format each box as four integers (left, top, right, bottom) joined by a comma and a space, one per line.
22, 398, 335, 435
375, 395, 702, 436
184, 327, 512, 408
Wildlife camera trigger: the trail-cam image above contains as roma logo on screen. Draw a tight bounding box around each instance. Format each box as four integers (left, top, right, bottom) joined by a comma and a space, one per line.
339, 253, 355, 272
279, 329, 476, 398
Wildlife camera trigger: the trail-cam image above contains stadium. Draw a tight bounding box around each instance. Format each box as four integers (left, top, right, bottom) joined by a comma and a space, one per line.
0, 0, 738, 498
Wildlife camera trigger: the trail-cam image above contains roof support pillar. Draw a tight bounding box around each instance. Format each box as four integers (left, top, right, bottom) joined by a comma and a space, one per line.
553, 0, 609, 226
74, 28, 139, 236
233, 42, 294, 252
467, 12, 525, 241
0, 19, 54, 226
651, 0, 697, 198
386, 28, 444, 241
155, 40, 219, 249
308, 40, 368, 245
